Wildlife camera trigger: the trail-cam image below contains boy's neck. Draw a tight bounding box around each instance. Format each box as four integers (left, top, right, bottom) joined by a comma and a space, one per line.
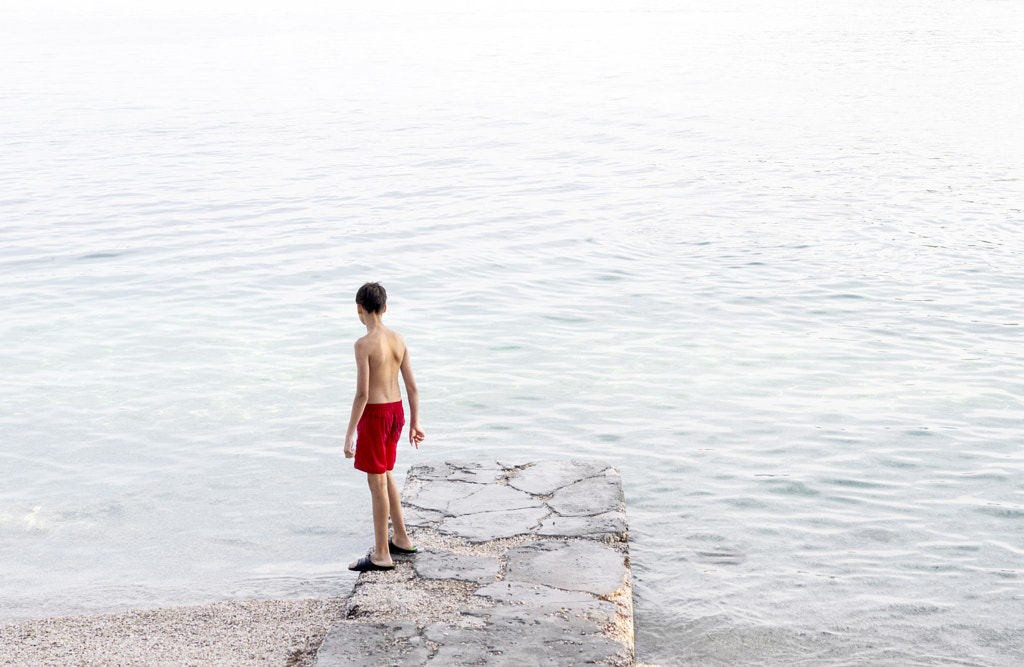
362, 312, 385, 331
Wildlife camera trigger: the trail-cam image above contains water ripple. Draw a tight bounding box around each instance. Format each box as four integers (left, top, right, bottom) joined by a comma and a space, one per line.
3, 1, 1024, 664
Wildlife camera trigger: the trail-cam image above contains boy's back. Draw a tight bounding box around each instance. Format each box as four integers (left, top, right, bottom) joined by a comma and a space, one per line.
356, 325, 407, 404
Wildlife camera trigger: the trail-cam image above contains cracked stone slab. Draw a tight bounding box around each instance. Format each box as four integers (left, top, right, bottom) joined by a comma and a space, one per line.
424, 643, 490, 666
402, 506, 444, 529
462, 603, 607, 635
495, 458, 534, 470
404, 480, 541, 517
406, 461, 450, 481
537, 510, 627, 538
402, 480, 479, 515
475, 581, 618, 624
504, 540, 627, 597
413, 549, 499, 584
423, 616, 623, 666
547, 472, 623, 517
506, 459, 610, 496
314, 620, 428, 667
438, 506, 550, 542
421, 624, 481, 645
445, 459, 504, 483
486, 610, 618, 644
447, 483, 542, 515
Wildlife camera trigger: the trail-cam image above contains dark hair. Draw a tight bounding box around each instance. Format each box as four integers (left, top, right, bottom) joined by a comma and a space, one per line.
356, 282, 387, 313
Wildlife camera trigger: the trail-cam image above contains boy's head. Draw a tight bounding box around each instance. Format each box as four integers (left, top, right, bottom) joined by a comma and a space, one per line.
356, 282, 387, 314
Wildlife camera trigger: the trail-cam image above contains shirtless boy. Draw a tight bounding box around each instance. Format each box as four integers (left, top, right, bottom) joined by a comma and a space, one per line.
344, 282, 425, 571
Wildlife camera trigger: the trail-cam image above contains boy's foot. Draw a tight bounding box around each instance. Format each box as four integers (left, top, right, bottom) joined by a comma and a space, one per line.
348, 555, 395, 572
389, 539, 417, 555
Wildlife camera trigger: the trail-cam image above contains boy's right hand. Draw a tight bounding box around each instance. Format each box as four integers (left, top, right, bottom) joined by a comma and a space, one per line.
344, 435, 355, 458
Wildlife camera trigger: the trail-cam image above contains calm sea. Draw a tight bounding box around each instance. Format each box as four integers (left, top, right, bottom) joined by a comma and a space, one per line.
2, 1, 1023, 664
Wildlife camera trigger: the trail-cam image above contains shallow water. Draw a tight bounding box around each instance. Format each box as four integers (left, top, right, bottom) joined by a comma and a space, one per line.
2, 1, 1023, 664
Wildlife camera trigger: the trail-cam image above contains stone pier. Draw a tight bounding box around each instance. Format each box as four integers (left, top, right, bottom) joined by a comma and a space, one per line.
314, 459, 633, 666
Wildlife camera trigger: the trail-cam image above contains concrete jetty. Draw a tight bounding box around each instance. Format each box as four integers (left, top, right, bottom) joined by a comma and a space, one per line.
314, 459, 633, 666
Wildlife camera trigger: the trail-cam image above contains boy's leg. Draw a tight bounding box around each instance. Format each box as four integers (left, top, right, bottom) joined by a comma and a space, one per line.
366, 472, 393, 566
386, 470, 415, 551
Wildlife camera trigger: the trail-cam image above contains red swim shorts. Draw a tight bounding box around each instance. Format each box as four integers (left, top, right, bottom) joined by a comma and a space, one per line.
354, 401, 405, 474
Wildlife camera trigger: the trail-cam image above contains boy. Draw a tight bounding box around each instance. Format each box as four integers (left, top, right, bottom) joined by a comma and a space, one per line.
344, 282, 425, 571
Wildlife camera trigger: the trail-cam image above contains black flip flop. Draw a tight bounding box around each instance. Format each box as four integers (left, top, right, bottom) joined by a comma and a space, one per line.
389, 539, 418, 555
348, 555, 395, 572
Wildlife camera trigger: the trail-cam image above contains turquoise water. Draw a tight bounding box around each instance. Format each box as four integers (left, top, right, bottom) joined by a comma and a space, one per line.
2, 1, 1023, 664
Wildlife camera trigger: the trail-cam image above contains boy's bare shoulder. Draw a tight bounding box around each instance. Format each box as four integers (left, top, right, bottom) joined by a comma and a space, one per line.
353, 332, 377, 355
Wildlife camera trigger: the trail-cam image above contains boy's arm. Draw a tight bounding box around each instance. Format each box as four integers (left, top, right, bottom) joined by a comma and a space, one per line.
344, 340, 371, 458
400, 343, 425, 448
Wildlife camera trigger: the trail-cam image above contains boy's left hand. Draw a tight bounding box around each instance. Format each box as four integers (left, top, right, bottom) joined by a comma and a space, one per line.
344, 436, 355, 458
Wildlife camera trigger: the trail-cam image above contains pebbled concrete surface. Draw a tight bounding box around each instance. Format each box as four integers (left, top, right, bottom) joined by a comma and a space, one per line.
314, 459, 633, 666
